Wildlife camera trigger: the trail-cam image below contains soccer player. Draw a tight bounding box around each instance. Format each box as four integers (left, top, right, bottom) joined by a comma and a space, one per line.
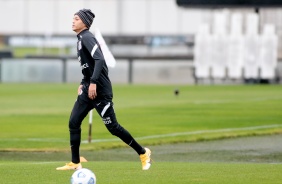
56, 9, 151, 171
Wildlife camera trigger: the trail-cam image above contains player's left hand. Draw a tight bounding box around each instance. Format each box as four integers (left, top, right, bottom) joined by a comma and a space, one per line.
88, 83, 97, 100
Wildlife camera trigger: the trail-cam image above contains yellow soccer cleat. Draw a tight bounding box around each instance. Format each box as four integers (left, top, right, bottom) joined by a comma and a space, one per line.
140, 147, 152, 170
56, 162, 82, 170
80, 156, 88, 163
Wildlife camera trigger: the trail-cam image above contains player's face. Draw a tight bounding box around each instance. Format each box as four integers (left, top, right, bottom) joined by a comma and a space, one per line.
72, 15, 87, 33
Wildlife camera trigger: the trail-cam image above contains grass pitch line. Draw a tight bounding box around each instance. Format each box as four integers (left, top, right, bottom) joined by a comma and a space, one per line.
82, 124, 282, 143
1, 124, 280, 143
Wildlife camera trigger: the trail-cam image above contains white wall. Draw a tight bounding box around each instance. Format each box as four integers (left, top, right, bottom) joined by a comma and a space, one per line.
0, 0, 26, 33
0, 0, 208, 35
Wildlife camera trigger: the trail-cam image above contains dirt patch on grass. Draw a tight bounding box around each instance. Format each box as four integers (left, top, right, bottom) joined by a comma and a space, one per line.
1, 134, 282, 163
84, 134, 282, 163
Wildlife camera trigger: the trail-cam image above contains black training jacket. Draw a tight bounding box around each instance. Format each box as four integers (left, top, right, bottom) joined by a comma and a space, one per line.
76, 29, 113, 97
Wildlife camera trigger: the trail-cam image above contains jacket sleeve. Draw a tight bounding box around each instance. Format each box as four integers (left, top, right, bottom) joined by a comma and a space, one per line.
80, 76, 87, 85
82, 36, 105, 84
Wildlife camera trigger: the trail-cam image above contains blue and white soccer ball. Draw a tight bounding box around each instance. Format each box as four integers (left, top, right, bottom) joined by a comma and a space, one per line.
70, 168, 96, 184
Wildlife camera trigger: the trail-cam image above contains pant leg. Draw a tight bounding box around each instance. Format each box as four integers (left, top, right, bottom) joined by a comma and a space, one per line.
69, 90, 92, 163
94, 97, 145, 155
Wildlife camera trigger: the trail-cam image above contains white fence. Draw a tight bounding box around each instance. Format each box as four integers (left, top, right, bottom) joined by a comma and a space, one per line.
0, 58, 194, 84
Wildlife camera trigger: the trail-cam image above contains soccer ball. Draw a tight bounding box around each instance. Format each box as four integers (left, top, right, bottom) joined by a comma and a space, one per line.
70, 168, 96, 184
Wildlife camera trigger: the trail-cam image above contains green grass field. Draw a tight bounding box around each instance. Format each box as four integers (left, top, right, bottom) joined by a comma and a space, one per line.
1, 161, 282, 184
1, 84, 282, 183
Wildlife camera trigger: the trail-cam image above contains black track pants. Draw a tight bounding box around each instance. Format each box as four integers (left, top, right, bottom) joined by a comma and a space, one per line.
68, 85, 144, 163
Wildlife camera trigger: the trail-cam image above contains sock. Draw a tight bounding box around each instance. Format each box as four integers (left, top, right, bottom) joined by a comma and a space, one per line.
129, 139, 146, 155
